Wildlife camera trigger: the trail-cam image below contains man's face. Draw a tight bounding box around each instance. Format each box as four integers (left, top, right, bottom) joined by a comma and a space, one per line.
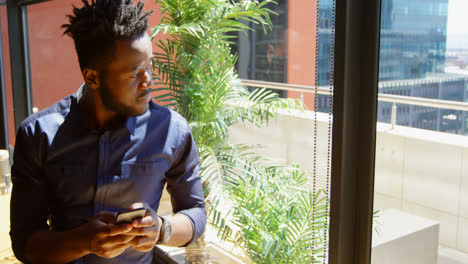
98, 33, 153, 117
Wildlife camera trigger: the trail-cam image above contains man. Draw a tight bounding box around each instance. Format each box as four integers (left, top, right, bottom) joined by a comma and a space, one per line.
9, 0, 206, 263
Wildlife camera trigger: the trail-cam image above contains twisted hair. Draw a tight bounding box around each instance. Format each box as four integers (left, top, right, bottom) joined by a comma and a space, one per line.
62, 0, 153, 71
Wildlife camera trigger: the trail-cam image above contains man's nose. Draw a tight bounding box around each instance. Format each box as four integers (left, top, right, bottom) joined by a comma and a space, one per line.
141, 68, 153, 88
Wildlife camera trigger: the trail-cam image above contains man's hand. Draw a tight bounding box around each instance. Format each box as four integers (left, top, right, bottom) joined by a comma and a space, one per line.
81, 211, 135, 258
125, 203, 162, 252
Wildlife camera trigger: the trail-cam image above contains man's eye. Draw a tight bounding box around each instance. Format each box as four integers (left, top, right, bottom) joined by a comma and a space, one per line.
131, 70, 142, 78
130, 64, 152, 79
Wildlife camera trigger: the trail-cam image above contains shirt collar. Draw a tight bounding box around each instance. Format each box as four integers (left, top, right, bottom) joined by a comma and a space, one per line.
125, 116, 136, 135
66, 85, 91, 136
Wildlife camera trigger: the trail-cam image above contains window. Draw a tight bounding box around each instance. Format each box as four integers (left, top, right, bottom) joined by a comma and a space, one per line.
2, 0, 384, 263
373, 0, 468, 263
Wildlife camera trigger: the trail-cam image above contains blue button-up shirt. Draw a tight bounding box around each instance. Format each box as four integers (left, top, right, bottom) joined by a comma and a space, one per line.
10, 87, 206, 264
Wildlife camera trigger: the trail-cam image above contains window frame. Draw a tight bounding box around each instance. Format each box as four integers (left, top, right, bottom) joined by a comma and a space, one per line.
329, 0, 381, 263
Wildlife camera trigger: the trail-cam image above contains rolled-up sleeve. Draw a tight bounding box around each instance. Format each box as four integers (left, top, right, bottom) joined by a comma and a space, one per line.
10, 126, 49, 263
165, 123, 206, 243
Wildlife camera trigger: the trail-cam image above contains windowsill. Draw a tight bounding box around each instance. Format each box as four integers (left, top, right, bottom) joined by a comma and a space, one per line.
155, 223, 253, 264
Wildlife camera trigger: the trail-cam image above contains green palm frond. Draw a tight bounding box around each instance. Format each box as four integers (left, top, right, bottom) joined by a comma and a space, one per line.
221, 162, 328, 263
226, 87, 304, 127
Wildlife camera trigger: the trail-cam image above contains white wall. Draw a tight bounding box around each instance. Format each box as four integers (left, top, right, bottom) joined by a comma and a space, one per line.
229, 111, 332, 191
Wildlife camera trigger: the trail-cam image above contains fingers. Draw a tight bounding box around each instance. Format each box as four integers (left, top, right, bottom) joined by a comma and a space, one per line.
90, 205, 159, 257
102, 234, 135, 245
132, 215, 157, 228
125, 218, 159, 252
88, 213, 132, 237
93, 246, 127, 258
124, 226, 158, 236
87, 212, 140, 258
127, 203, 156, 228
99, 223, 133, 237
92, 239, 133, 258
129, 236, 156, 252
101, 244, 128, 258
89, 231, 135, 258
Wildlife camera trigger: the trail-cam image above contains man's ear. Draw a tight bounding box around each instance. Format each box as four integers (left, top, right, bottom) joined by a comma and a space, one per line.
82, 68, 100, 89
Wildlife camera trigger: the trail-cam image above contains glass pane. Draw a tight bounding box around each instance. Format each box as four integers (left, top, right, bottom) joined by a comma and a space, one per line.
206, 0, 336, 262
373, 0, 468, 263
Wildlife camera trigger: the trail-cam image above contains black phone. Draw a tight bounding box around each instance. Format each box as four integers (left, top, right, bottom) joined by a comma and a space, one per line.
115, 208, 146, 224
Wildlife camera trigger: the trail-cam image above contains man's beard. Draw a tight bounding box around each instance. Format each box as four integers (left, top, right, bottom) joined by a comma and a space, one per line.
99, 81, 148, 117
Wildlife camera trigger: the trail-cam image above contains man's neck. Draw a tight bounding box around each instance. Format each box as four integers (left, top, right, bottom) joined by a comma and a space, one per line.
79, 86, 123, 131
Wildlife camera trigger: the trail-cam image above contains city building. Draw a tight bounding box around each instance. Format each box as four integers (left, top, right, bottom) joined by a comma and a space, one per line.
378, 73, 468, 134
233, 0, 468, 135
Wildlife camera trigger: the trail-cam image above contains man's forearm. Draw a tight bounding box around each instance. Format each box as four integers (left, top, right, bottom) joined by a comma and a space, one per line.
25, 228, 89, 264
164, 213, 194, 247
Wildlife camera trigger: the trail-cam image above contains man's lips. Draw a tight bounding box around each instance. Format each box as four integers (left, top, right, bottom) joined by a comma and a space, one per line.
137, 91, 151, 102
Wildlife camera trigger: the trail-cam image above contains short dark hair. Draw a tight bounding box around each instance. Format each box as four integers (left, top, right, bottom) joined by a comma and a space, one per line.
62, 0, 153, 71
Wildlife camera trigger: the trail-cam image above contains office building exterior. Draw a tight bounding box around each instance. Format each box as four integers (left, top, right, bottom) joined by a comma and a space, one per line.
233, 0, 468, 134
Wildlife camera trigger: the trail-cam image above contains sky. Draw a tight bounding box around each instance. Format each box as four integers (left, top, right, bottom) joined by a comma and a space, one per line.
446, 0, 468, 49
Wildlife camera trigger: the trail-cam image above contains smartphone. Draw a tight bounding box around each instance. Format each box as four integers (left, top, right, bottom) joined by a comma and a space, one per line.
116, 208, 146, 224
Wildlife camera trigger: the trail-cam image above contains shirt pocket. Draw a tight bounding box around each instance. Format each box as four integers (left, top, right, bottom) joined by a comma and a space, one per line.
118, 161, 167, 208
